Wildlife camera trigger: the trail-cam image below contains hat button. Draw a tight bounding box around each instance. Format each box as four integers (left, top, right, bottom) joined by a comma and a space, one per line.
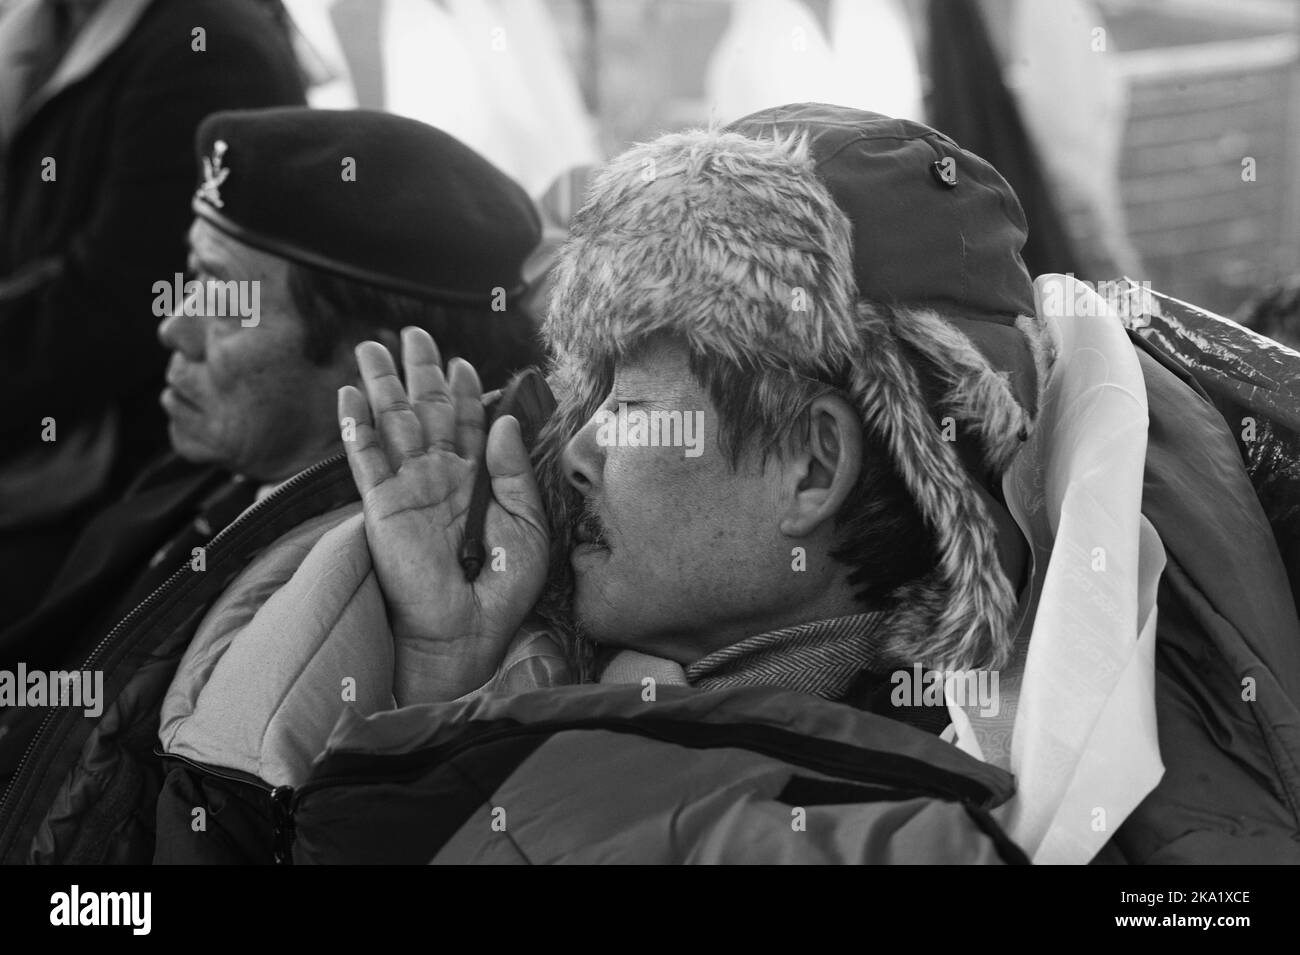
931, 158, 958, 188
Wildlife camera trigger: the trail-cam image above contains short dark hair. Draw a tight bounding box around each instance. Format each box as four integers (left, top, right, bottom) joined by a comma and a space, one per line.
285, 261, 544, 390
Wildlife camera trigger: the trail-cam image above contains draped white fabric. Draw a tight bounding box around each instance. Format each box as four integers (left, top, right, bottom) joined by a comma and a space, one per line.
970, 273, 1166, 864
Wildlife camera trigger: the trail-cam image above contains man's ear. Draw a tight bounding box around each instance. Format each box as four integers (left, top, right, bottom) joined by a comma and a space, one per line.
778, 394, 863, 538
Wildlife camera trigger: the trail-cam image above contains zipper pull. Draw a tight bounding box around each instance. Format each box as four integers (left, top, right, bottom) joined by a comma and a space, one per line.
270, 785, 296, 864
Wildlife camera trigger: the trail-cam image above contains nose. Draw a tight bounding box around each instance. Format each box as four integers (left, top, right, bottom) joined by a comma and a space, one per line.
561, 411, 605, 495
157, 300, 204, 361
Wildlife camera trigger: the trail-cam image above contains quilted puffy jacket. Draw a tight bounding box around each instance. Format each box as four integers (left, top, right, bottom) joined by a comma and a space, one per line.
1, 454, 570, 866
282, 683, 1027, 865
151, 509, 571, 865
0, 455, 361, 863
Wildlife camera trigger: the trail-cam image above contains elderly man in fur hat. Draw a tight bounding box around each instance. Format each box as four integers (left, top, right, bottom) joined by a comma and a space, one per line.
344, 104, 1047, 704
302, 104, 1050, 863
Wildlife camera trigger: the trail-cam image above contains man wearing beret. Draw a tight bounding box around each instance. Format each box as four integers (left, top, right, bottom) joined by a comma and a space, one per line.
0, 107, 553, 864
260, 104, 1297, 864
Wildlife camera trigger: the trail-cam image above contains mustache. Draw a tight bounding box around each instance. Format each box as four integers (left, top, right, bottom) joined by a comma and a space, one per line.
575, 498, 609, 547
528, 369, 608, 680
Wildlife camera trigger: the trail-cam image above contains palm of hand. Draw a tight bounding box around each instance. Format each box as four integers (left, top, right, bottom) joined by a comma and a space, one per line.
339, 329, 549, 703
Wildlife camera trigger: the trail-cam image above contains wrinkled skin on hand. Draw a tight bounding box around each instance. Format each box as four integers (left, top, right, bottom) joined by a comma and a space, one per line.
338, 327, 550, 704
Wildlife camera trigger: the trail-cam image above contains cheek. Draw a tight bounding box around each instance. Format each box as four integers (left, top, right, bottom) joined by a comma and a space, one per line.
206, 328, 302, 402
205, 333, 263, 398
602, 446, 745, 567
200, 335, 317, 446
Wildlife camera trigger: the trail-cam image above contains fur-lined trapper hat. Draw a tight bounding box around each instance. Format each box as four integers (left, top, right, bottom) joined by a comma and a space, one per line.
539, 103, 1053, 671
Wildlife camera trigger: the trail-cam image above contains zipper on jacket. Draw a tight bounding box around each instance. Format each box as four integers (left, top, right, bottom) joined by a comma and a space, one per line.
159, 749, 296, 865
270, 786, 296, 864
0, 454, 347, 859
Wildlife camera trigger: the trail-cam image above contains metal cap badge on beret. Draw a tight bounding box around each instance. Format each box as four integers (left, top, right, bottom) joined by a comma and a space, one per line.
193, 108, 541, 306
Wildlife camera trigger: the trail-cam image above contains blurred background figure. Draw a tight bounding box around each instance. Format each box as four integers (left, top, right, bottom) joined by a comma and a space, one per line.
704, 0, 924, 124
0, 0, 305, 621
282, 0, 600, 218
280, 0, 1299, 324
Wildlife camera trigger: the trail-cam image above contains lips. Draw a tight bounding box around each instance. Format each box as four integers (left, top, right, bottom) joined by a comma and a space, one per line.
162, 379, 201, 411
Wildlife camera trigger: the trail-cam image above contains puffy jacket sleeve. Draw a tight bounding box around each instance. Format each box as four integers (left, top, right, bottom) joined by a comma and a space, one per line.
160, 513, 572, 792
159, 513, 396, 789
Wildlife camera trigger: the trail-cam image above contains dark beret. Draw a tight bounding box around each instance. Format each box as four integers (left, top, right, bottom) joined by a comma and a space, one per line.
726, 103, 1036, 324
193, 108, 541, 306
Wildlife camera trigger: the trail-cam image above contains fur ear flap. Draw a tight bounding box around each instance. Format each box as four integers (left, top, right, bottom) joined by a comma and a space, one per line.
889, 307, 1034, 476
848, 302, 1017, 671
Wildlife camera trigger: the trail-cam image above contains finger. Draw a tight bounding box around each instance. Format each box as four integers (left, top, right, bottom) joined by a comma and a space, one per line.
448, 358, 486, 463
486, 415, 547, 534
356, 340, 425, 461
338, 385, 392, 494
401, 326, 457, 455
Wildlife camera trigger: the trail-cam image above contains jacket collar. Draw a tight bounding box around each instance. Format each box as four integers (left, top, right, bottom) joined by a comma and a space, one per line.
0, 0, 153, 145
598, 613, 889, 700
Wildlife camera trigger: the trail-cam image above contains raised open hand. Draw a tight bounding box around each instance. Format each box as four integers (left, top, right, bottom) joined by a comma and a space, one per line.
338, 327, 549, 704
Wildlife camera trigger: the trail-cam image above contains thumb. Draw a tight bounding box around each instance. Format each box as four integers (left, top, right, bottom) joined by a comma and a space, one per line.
486, 415, 545, 529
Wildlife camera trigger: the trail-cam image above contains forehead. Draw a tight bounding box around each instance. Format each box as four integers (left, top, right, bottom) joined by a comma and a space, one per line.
186, 218, 288, 282
613, 336, 695, 381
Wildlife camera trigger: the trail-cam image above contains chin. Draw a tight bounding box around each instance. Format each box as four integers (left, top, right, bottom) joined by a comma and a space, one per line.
571, 583, 624, 648
573, 587, 660, 656
572, 555, 691, 650
167, 426, 221, 466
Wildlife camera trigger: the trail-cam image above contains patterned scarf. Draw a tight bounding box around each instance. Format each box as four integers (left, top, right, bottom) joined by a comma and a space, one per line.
684, 612, 890, 701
